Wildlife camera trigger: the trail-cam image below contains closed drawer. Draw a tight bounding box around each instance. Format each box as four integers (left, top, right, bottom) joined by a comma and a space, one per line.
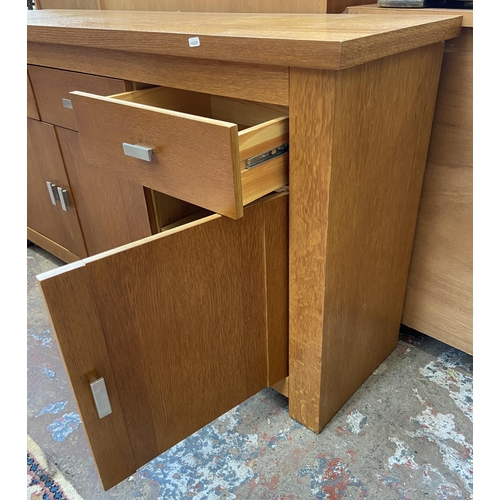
27, 65, 129, 131
70, 86, 289, 219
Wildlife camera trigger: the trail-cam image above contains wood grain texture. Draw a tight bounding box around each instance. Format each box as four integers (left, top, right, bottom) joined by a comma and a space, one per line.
402, 28, 473, 354
101, 0, 327, 12
27, 118, 88, 259
37, 0, 99, 8
37, 261, 137, 491
263, 193, 289, 386
241, 155, 288, 207
27, 11, 462, 70
27, 227, 80, 264
28, 65, 128, 131
210, 95, 288, 128
238, 116, 289, 161
272, 377, 289, 397
159, 208, 213, 232
146, 191, 203, 233
70, 91, 243, 219
38, 0, 327, 12
112, 85, 212, 117
346, 4, 473, 27
239, 117, 289, 206
27, 72, 40, 120
38, 201, 271, 489
27, 43, 289, 106
327, 0, 375, 14
56, 126, 153, 256
289, 43, 445, 432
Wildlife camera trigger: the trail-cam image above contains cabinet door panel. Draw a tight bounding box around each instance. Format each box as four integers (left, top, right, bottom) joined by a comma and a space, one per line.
37, 200, 271, 490
27, 118, 87, 259
56, 126, 153, 255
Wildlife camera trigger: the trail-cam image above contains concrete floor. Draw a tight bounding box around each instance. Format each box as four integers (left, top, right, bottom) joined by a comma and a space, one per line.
27, 244, 473, 499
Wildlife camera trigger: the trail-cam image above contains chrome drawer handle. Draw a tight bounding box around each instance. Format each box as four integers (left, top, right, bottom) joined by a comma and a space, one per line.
122, 143, 153, 162
61, 98, 73, 109
90, 377, 112, 419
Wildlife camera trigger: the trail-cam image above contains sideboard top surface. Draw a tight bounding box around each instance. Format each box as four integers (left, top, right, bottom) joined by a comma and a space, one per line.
27, 10, 462, 69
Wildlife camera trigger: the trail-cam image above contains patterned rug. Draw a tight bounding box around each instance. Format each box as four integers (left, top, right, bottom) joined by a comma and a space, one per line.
27, 435, 84, 500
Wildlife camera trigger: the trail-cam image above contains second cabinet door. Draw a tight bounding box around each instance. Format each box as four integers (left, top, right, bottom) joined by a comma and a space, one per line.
37, 194, 288, 491
27, 118, 87, 259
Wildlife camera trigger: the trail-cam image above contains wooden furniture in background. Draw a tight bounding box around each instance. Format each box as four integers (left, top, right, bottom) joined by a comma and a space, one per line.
34, 0, 376, 13
28, 10, 462, 491
347, 4, 473, 354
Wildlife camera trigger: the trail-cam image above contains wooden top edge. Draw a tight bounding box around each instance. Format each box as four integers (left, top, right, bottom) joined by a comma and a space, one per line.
27, 11, 463, 70
345, 5, 472, 28
36, 260, 86, 281
82, 213, 221, 264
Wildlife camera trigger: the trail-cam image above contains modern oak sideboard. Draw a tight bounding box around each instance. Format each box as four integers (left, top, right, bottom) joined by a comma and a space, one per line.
28, 10, 462, 490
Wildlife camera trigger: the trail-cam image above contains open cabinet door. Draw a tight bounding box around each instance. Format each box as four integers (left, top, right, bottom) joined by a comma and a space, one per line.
37, 197, 287, 490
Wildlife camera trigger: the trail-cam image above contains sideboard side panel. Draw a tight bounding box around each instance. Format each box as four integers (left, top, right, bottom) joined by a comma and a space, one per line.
289, 67, 336, 432
289, 43, 445, 432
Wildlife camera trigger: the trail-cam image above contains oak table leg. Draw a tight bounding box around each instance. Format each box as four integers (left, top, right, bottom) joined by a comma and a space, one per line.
288, 43, 445, 432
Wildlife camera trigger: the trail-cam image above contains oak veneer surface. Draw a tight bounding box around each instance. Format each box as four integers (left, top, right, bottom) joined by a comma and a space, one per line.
328, 0, 375, 13
264, 193, 289, 386
27, 44, 290, 106
56, 127, 153, 256
38, 198, 284, 489
346, 4, 472, 27
27, 11, 462, 70
37, 0, 328, 12
28, 65, 129, 131
27, 119, 88, 259
36, 0, 100, 8
288, 42, 445, 432
346, 5, 473, 355
402, 27, 473, 354
36, 0, 375, 13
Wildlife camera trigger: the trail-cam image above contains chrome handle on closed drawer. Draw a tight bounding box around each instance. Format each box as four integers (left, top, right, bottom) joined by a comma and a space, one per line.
61, 98, 73, 109
46, 182, 59, 205
56, 187, 70, 212
122, 143, 153, 162
90, 377, 112, 419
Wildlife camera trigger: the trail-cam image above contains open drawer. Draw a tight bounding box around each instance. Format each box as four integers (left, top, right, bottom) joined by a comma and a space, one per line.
70, 86, 289, 219
37, 193, 288, 490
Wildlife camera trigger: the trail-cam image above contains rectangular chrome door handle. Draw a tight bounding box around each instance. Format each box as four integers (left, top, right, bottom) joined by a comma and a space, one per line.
90, 377, 112, 419
122, 143, 153, 162
61, 98, 73, 109
56, 187, 70, 212
46, 182, 59, 205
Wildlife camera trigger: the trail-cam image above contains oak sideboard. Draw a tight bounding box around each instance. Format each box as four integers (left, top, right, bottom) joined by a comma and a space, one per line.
28, 10, 462, 490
